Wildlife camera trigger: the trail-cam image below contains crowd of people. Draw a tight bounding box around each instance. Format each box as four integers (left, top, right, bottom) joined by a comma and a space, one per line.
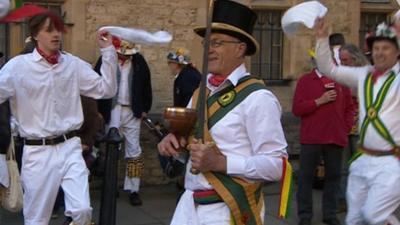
0, 0, 400, 225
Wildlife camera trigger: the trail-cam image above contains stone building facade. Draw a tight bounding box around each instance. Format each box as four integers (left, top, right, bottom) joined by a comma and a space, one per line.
1, 0, 399, 185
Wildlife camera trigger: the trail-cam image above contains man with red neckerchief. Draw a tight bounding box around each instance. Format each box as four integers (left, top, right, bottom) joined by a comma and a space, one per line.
315, 18, 400, 225
0, 11, 117, 225
95, 35, 152, 207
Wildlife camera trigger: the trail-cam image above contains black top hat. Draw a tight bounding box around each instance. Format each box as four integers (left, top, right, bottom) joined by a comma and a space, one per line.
194, 0, 259, 55
366, 22, 399, 51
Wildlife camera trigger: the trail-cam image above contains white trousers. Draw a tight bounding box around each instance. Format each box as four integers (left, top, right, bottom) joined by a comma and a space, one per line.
109, 105, 142, 193
21, 137, 92, 225
346, 154, 400, 225
171, 190, 265, 225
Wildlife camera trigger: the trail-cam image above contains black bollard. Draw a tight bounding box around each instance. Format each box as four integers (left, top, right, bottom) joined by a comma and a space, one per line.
98, 129, 123, 225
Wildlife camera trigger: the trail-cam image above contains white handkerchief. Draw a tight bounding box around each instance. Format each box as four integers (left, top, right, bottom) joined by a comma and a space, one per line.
99, 26, 173, 45
0, 0, 10, 18
0, 154, 9, 188
281, 1, 328, 37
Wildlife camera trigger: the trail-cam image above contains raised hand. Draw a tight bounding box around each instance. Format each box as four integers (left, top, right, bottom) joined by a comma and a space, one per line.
97, 30, 112, 49
314, 17, 329, 39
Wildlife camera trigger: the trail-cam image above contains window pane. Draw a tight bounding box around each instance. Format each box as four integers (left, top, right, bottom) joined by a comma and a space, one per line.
251, 10, 283, 81
359, 12, 389, 50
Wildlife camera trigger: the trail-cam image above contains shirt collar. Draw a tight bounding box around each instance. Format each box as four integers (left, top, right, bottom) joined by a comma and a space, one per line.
387, 62, 400, 75
206, 63, 249, 90
31, 48, 64, 64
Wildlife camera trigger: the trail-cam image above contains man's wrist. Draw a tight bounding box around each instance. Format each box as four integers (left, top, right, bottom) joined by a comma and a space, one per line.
215, 154, 227, 173
315, 98, 322, 107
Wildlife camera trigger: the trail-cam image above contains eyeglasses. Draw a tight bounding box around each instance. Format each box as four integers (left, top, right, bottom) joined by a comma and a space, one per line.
202, 39, 243, 48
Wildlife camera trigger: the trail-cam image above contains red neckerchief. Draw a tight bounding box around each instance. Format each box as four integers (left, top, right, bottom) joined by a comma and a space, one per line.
208, 74, 227, 87
118, 54, 129, 66
36, 48, 60, 65
371, 69, 385, 84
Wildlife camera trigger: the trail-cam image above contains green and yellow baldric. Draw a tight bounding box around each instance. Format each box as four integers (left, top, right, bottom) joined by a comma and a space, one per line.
350, 71, 397, 163
189, 76, 292, 224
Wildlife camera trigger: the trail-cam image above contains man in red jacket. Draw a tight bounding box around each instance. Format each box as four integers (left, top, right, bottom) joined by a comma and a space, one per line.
293, 48, 353, 225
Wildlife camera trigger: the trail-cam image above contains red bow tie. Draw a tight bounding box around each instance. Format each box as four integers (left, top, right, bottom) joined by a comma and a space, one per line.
208, 74, 226, 87
37, 48, 60, 65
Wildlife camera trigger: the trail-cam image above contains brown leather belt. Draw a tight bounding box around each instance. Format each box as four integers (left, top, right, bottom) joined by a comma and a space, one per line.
23, 130, 78, 146
359, 146, 400, 156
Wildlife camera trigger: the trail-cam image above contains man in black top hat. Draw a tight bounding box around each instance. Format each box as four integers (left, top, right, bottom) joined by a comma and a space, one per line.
158, 1, 288, 224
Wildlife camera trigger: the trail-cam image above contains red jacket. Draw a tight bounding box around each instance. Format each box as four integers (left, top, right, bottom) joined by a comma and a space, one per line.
292, 69, 354, 147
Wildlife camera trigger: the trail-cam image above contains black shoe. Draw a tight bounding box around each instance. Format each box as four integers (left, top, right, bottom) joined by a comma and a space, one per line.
106, 127, 123, 143
129, 192, 143, 206
323, 218, 341, 225
298, 219, 311, 225
62, 217, 73, 225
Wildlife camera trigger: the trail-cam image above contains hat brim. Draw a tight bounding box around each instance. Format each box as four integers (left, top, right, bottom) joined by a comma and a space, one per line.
366, 36, 399, 51
194, 22, 259, 56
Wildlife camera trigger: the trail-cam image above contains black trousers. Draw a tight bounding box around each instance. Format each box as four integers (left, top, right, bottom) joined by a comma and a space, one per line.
297, 144, 343, 220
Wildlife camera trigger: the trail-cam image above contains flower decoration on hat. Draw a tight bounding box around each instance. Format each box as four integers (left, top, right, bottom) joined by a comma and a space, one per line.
112, 36, 140, 55
375, 22, 396, 39
366, 22, 399, 50
167, 47, 191, 65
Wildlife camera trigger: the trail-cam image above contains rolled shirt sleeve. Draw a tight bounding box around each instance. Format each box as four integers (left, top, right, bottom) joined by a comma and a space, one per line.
316, 37, 369, 89
78, 45, 118, 99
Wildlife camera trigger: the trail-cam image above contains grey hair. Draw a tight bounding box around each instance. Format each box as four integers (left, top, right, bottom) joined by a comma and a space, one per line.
339, 44, 370, 66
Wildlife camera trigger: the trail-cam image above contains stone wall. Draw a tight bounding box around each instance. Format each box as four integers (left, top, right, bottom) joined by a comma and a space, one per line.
62, 0, 396, 185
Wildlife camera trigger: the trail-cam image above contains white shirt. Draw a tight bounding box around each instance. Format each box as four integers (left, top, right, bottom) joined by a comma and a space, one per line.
316, 37, 400, 151
0, 46, 117, 139
185, 64, 288, 191
117, 59, 131, 105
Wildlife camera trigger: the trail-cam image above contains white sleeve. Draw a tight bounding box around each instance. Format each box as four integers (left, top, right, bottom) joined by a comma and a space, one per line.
316, 37, 369, 89
0, 61, 16, 104
78, 45, 118, 99
226, 90, 288, 182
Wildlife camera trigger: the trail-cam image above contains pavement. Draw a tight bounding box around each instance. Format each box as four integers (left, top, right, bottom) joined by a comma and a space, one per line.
0, 177, 347, 225
1, 159, 399, 225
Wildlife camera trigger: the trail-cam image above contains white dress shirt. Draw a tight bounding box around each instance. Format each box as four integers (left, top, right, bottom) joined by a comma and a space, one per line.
316, 37, 400, 151
117, 60, 131, 105
0, 46, 117, 139
185, 64, 288, 191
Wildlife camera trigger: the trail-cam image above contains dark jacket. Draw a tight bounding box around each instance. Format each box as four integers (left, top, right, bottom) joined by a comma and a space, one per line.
0, 101, 11, 154
173, 65, 201, 107
95, 53, 152, 122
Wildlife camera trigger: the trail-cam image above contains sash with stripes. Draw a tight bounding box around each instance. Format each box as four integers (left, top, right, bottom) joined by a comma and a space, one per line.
189, 76, 292, 224
350, 71, 397, 163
